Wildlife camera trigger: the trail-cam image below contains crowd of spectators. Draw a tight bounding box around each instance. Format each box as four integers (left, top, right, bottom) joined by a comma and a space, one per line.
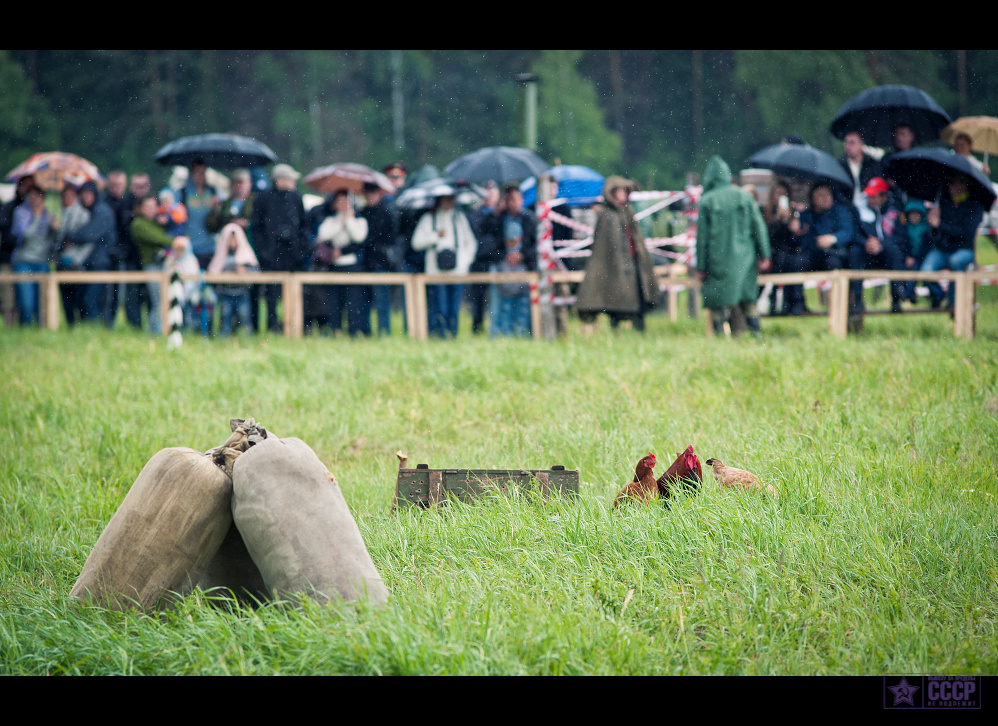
761, 124, 988, 315
0, 128, 991, 338
0, 159, 551, 339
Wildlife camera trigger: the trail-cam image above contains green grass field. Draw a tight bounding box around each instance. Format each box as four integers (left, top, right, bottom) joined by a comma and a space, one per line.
2, 274, 997, 675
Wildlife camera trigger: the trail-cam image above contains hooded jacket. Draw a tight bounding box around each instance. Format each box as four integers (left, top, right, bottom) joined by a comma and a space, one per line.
695, 157, 770, 309
575, 176, 658, 315
66, 181, 117, 269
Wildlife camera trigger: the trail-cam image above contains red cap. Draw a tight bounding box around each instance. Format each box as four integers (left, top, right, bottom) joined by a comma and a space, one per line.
862, 177, 889, 196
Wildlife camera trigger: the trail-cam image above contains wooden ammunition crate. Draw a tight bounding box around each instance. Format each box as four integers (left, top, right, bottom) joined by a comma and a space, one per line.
394, 464, 579, 509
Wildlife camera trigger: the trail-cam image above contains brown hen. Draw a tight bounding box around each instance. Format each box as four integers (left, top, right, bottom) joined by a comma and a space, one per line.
613, 453, 658, 507
705, 458, 778, 497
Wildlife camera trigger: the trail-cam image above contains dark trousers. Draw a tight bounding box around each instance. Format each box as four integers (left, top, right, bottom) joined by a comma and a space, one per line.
848, 240, 905, 310
329, 282, 371, 337
772, 247, 811, 313
103, 258, 143, 329
263, 283, 282, 332
250, 284, 262, 333
466, 282, 489, 334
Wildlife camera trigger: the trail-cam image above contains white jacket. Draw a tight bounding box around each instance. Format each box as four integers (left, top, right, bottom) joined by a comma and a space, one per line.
316, 212, 368, 267
411, 208, 477, 275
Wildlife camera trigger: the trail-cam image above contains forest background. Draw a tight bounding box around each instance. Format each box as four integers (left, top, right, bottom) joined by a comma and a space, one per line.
2, 50, 994, 190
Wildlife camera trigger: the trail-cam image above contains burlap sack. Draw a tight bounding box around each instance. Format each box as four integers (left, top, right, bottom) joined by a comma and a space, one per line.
70, 448, 233, 611
231, 436, 389, 606
196, 523, 270, 604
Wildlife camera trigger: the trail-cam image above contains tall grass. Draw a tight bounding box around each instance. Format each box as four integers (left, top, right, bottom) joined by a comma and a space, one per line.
1, 301, 996, 675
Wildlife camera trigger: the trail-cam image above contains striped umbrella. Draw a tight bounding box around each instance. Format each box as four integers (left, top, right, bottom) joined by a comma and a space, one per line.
303, 163, 394, 195
6, 152, 106, 191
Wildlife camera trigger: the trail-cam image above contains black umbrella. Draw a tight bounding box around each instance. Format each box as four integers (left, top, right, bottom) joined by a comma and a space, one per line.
153, 133, 278, 169
745, 144, 853, 194
443, 146, 549, 184
881, 148, 996, 207
830, 85, 951, 148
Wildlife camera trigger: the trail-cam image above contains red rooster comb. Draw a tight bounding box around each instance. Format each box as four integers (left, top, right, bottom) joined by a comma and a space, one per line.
683, 445, 698, 470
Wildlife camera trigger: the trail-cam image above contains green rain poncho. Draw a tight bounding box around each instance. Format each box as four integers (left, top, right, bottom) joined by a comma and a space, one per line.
695, 156, 770, 310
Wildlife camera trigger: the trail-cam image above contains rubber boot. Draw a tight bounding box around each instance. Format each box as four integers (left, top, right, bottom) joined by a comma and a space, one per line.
710, 309, 727, 336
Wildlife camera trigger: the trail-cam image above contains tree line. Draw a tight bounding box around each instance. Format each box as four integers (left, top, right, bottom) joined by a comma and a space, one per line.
2, 50, 992, 192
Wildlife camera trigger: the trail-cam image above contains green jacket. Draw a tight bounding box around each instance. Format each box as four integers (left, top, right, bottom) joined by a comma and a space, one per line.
695, 156, 770, 309
206, 194, 254, 245
131, 217, 175, 267
575, 176, 658, 315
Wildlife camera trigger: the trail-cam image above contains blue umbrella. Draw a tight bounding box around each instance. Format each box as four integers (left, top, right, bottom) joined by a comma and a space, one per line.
520, 165, 605, 207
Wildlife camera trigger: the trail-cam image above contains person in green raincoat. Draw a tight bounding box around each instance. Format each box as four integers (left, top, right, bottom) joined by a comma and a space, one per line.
695, 156, 772, 336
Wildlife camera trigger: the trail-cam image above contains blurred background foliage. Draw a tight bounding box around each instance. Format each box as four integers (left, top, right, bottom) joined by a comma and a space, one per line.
1, 50, 992, 190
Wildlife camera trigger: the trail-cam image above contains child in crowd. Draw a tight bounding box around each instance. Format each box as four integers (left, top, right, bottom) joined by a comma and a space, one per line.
165, 236, 209, 332
208, 223, 259, 336
901, 200, 930, 302
157, 188, 189, 237
489, 213, 532, 338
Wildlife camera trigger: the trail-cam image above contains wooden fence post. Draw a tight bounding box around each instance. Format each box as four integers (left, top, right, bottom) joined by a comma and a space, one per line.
953, 272, 975, 340
44, 274, 60, 331
282, 275, 303, 338
412, 275, 428, 341
530, 273, 543, 340
403, 274, 418, 340
828, 270, 849, 339
159, 273, 170, 337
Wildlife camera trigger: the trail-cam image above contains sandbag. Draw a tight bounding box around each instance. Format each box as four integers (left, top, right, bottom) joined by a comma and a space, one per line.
196, 523, 270, 604
70, 447, 233, 611
231, 436, 389, 606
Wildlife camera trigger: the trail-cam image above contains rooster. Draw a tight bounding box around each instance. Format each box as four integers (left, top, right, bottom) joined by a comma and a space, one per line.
705, 458, 777, 497
613, 453, 658, 507
657, 445, 703, 505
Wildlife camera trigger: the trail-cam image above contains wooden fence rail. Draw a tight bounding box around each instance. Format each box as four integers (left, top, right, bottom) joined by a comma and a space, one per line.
0, 266, 986, 340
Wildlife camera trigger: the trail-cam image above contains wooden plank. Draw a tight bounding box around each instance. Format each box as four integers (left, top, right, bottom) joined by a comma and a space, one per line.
427, 470, 443, 507
534, 471, 550, 497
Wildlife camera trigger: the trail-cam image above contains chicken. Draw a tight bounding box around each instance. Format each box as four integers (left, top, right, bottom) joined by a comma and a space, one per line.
705, 458, 778, 497
657, 445, 703, 504
613, 453, 658, 507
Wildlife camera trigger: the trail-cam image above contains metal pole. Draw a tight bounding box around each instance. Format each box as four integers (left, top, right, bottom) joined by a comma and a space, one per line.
517, 73, 538, 152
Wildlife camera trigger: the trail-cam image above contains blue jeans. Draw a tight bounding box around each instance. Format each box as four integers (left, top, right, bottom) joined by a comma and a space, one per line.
12, 260, 49, 326
431, 283, 463, 338
144, 263, 163, 334
372, 284, 392, 335
218, 290, 253, 335
921, 248, 975, 306
490, 293, 531, 338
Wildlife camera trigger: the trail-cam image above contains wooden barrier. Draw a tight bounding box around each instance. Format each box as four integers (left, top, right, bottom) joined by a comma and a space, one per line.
0, 267, 986, 340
